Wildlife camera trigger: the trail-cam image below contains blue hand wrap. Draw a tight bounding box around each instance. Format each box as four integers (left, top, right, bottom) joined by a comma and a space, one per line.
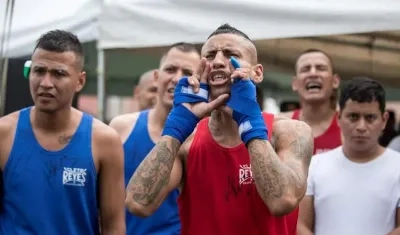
227, 57, 268, 144
173, 77, 209, 106
162, 77, 209, 143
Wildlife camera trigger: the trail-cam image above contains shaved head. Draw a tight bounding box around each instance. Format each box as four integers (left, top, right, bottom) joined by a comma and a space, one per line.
134, 69, 158, 111
138, 69, 156, 87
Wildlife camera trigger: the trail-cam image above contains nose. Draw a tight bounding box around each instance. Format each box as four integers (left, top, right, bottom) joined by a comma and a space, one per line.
211, 51, 227, 70
171, 69, 183, 85
39, 73, 54, 89
356, 119, 367, 133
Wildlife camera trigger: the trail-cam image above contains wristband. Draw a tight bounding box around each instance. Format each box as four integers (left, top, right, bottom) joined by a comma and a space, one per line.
162, 105, 199, 144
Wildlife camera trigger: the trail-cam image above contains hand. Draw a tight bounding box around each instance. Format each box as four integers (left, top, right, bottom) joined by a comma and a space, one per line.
181, 58, 229, 118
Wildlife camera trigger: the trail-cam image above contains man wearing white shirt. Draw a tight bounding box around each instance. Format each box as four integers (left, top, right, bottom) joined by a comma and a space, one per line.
297, 77, 400, 235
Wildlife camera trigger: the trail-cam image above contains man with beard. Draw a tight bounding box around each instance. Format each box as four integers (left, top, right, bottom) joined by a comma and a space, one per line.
125, 24, 313, 235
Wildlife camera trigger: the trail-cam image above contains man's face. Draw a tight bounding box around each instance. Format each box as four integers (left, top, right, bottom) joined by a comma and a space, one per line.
29, 49, 85, 113
135, 74, 157, 111
201, 33, 263, 100
339, 99, 387, 153
293, 52, 339, 103
156, 48, 200, 108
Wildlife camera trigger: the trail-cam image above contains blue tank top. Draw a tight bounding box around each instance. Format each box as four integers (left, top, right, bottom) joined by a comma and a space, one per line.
124, 110, 180, 235
0, 107, 99, 235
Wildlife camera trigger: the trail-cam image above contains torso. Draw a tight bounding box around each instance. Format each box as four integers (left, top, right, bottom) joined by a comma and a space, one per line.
122, 109, 180, 235
178, 112, 292, 235
310, 147, 400, 235
0, 107, 100, 235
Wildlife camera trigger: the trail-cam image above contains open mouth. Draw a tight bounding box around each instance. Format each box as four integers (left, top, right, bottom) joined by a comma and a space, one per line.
305, 81, 322, 92
209, 71, 230, 85
167, 88, 174, 93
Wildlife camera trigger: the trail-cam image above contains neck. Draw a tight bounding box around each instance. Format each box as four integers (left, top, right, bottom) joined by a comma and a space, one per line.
209, 110, 239, 137
300, 100, 336, 125
342, 144, 385, 163
149, 102, 171, 130
32, 107, 72, 132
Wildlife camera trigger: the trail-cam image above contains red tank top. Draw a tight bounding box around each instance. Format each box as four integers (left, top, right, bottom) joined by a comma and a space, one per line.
292, 109, 342, 154
178, 113, 291, 235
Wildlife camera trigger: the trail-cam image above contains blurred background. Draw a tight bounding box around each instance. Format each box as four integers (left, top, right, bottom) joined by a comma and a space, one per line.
1, 0, 400, 145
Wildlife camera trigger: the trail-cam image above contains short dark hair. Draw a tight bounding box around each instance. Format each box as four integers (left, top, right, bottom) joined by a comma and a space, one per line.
339, 77, 386, 113
207, 23, 252, 42
160, 42, 199, 63
295, 48, 335, 73
34, 30, 84, 69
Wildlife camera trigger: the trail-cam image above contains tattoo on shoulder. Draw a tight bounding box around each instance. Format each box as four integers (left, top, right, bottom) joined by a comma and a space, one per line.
128, 139, 180, 206
59, 134, 73, 145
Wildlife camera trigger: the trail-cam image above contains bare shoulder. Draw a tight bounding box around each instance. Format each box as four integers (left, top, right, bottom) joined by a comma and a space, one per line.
178, 129, 197, 162
92, 118, 122, 145
273, 114, 311, 133
0, 111, 21, 168
109, 112, 140, 134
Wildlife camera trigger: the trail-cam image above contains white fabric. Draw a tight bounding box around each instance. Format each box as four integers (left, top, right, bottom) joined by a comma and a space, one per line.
98, 0, 400, 49
0, 0, 100, 58
307, 147, 400, 235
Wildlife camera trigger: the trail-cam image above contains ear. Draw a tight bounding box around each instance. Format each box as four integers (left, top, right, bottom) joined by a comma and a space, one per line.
382, 111, 389, 131
332, 73, 340, 89
133, 86, 140, 99
251, 64, 263, 84
292, 76, 299, 92
75, 71, 86, 93
153, 69, 159, 82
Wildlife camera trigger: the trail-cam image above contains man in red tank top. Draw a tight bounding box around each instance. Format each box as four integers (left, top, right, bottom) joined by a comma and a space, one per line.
124, 24, 314, 235
282, 50, 342, 233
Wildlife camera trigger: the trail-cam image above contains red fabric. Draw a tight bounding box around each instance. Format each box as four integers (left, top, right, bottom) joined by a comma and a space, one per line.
178, 113, 292, 235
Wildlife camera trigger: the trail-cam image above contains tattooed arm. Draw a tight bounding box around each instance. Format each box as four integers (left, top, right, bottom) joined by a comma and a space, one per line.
125, 136, 185, 217
248, 117, 313, 216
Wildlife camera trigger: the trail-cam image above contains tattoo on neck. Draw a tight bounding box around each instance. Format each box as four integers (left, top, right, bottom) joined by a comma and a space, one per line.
59, 134, 73, 145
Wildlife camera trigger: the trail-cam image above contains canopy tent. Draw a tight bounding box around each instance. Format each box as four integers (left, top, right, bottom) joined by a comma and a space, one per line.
98, 0, 400, 49
0, 0, 100, 58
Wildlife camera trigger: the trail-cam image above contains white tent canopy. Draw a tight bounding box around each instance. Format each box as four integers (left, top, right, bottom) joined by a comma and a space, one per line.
98, 0, 400, 49
0, 0, 100, 58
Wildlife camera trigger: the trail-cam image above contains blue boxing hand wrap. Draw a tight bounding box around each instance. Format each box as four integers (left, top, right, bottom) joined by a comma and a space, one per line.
162, 77, 209, 143
173, 76, 209, 106
227, 57, 268, 144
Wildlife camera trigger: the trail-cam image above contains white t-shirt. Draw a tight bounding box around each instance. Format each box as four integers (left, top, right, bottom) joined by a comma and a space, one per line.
307, 147, 400, 235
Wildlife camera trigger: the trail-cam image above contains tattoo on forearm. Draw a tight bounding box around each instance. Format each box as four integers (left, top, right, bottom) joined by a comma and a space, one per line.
59, 134, 73, 145
249, 121, 313, 200
127, 139, 180, 206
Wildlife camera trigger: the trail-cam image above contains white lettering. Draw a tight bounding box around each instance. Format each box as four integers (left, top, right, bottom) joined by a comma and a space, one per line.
62, 167, 87, 186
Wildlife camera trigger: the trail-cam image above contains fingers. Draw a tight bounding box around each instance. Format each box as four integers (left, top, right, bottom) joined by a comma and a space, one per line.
230, 56, 241, 69
205, 94, 230, 113
189, 58, 210, 93
231, 69, 250, 81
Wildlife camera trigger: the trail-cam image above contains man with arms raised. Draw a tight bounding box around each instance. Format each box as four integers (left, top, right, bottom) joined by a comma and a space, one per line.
125, 24, 313, 234
110, 43, 200, 235
298, 77, 400, 235
133, 69, 158, 111
0, 30, 125, 234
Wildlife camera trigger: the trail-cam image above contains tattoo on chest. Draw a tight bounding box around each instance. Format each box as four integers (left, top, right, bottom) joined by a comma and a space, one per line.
59, 134, 73, 145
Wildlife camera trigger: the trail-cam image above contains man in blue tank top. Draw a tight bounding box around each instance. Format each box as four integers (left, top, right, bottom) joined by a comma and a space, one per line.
110, 42, 200, 235
0, 30, 126, 235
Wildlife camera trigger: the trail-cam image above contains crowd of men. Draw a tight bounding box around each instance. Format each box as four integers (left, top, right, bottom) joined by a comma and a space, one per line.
0, 24, 398, 235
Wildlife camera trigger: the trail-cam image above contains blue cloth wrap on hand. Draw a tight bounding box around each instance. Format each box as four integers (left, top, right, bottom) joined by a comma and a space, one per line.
162, 77, 210, 143
227, 57, 268, 144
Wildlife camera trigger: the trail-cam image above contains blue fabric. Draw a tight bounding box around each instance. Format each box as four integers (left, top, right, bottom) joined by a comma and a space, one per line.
0, 107, 99, 235
124, 110, 180, 235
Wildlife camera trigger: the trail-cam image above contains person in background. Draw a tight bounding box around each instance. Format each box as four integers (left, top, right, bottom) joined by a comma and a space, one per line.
110, 42, 200, 235
256, 86, 264, 110
379, 110, 398, 147
283, 49, 343, 235
133, 69, 158, 111
297, 77, 400, 235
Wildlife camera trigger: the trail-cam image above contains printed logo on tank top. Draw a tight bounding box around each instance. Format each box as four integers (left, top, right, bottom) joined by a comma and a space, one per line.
62, 167, 87, 186
239, 164, 254, 185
